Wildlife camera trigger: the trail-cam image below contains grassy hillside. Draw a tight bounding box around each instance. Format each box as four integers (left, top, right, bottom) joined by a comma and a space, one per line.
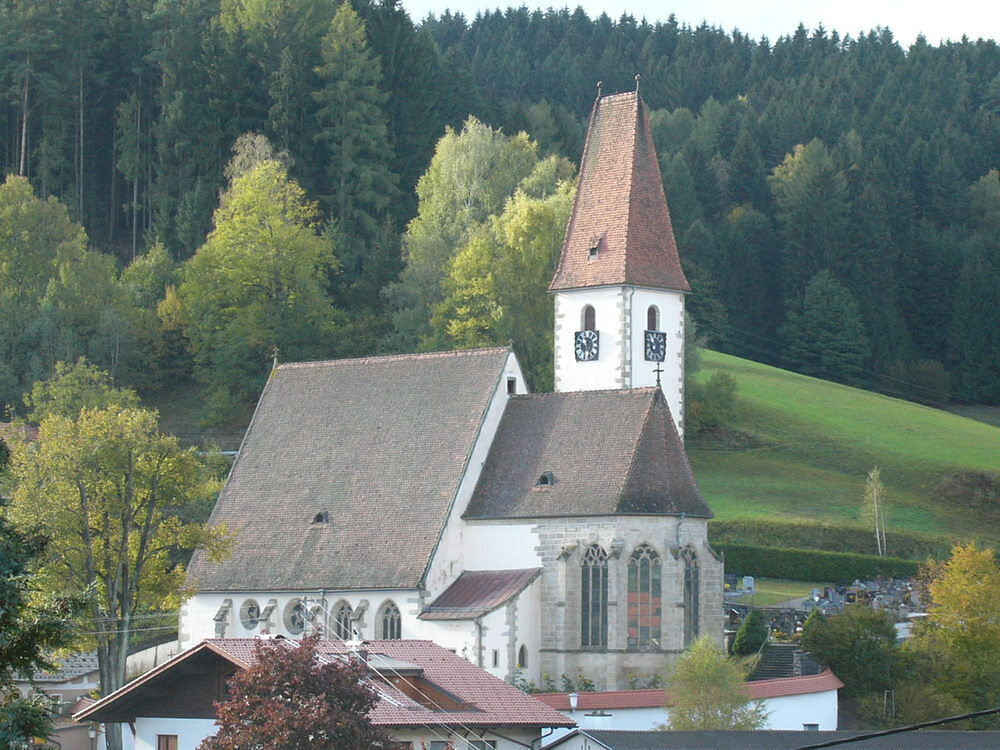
689, 351, 1000, 552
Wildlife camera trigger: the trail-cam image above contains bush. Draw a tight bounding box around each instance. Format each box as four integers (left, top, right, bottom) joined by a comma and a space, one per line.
719, 543, 920, 583
732, 609, 768, 656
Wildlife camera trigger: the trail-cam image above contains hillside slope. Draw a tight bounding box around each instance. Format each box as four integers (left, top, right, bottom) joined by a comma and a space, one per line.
689, 351, 1000, 552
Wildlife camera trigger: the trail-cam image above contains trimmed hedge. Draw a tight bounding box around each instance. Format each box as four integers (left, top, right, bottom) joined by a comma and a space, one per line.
718, 542, 920, 583
710, 519, 950, 560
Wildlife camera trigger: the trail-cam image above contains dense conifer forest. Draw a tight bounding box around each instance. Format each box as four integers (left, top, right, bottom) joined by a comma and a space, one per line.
1, 0, 998, 422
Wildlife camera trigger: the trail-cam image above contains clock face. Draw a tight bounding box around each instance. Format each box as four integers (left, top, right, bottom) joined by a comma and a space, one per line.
575, 329, 599, 361
644, 330, 666, 362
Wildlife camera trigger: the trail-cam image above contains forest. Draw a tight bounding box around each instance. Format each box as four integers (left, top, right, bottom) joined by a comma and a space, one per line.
1, 0, 998, 423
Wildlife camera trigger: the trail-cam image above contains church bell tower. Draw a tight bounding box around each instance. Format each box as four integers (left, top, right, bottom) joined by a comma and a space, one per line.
550, 89, 690, 435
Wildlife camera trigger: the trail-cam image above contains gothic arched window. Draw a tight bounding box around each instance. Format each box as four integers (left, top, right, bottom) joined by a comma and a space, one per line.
518, 644, 528, 669
582, 305, 596, 331
581, 544, 609, 647
682, 548, 700, 647
647, 305, 659, 331
333, 601, 353, 640
378, 601, 401, 640
627, 544, 662, 649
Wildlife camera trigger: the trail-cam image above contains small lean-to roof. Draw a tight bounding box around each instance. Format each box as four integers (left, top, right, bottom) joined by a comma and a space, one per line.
549, 90, 689, 293
76, 638, 575, 730
465, 388, 710, 519
186, 348, 512, 592
419, 568, 542, 620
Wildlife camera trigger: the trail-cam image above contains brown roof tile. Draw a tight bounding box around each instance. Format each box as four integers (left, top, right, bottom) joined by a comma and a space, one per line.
186, 348, 512, 592
464, 388, 710, 519
419, 569, 542, 620
549, 91, 689, 293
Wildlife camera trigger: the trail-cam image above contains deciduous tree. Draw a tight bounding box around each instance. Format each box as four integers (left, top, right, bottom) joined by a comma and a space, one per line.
201, 635, 387, 750
177, 158, 341, 419
661, 635, 767, 730
0, 515, 79, 747
9, 367, 229, 750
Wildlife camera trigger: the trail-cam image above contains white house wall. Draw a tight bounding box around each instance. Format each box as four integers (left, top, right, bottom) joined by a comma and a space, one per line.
760, 689, 839, 730
541, 688, 840, 745
134, 717, 216, 750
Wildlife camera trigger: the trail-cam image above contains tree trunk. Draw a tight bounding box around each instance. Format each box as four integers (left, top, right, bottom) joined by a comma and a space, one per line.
19, 54, 29, 177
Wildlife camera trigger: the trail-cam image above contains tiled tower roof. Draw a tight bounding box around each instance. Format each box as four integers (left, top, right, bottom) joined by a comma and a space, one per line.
549, 90, 689, 292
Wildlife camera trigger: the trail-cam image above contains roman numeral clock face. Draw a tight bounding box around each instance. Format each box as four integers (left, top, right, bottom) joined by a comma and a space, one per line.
575, 329, 599, 361
645, 330, 666, 361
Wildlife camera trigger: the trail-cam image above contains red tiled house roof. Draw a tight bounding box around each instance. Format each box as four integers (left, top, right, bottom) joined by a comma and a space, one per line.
75, 638, 574, 730
535, 669, 844, 712
550, 90, 689, 293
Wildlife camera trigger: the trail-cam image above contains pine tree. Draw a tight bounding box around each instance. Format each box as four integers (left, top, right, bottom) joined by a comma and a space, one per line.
781, 270, 872, 386
314, 2, 399, 313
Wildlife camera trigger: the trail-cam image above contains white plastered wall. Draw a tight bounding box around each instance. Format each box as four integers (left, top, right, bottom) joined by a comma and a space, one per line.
628, 286, 685, 435
135, 717, 216, 750
553, 286, 686, 436
553, 287, 627, 392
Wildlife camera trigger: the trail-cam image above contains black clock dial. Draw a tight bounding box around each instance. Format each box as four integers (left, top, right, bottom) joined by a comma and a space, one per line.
575, 329, 599, 361
644, 330, 666, 362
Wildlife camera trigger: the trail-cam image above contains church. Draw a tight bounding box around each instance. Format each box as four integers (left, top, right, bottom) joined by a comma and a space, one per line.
181, 89, 723, 691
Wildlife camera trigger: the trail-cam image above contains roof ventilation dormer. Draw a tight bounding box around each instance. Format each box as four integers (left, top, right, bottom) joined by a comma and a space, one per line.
312, 510, 329, 525
536, 471, 555, 487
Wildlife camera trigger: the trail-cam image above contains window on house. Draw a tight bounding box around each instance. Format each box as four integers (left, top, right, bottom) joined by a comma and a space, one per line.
492, 649, 500, 668
682, 548, 700, 647
536, 471, 554, 487
157, 736, 178, 750
283, 598, 306, 635
582, 305, 596, 331
581, 544, 609, 648
333, 601, 353, 640
518, 644, 528, 669
467, 742, 497, 749
507, 376, 517, 395
239, 598, 260, 630
378, 601, 401, 640
647, 305, 659, 330
627, 544, 662, 650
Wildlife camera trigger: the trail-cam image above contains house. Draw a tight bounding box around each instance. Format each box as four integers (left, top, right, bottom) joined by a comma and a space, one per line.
180, 89, 723, 691
74, 637, 574, 750
14, 652, 105, 750
535, 669, 843, 744
544, 728, 1000, 749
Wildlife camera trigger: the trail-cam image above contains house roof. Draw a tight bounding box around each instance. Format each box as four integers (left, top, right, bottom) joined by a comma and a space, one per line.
419, 568, 542, 620
76, 638, 575, 730
185, 348, 513, 592
549, 90, 689, 293
465, 388, 710, 519
535, 670, 843, 713
28, 651, 99, 683
548, 729, 1000, 749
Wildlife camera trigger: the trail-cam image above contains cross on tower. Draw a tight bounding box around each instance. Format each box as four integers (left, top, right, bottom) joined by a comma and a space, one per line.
653, 363, 663, 388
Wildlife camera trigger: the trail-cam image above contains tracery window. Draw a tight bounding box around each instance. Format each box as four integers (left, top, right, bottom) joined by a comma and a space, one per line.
627, 544, 662, 649
378, 601, 401, 640
682, 548, 700, 647
333, 600, 353, 640
581, 544, 609, 647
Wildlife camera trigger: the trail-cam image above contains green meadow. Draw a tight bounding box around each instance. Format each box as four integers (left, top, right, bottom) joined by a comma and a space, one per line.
689, 351, 1000, 553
